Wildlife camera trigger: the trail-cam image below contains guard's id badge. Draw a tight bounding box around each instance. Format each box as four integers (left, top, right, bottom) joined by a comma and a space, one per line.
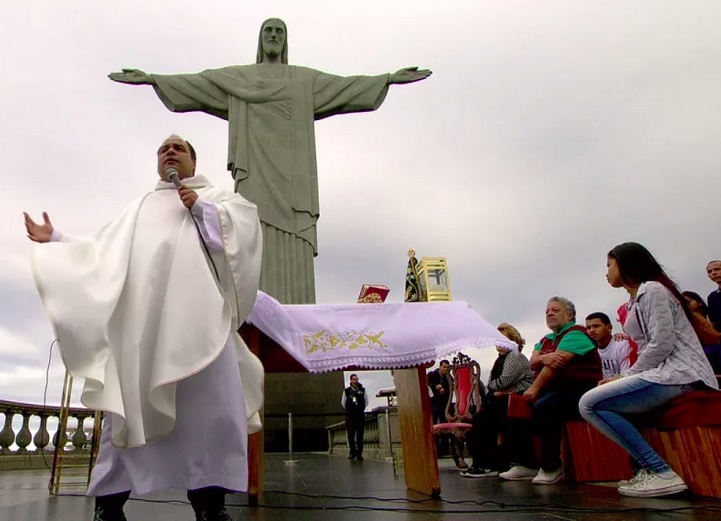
352, 397, 357, 404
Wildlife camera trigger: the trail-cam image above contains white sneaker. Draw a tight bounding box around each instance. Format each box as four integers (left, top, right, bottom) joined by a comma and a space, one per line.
532, 467, 565, 485
618, 469, 688, 498
618, 469, 647, 487
499, 465, 538, 481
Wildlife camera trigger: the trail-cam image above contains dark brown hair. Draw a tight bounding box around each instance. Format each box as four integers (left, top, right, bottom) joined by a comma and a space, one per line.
608, 242, 694, 325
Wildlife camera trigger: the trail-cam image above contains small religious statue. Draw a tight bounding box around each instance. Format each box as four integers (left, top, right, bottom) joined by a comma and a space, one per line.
108, 18, 432, 304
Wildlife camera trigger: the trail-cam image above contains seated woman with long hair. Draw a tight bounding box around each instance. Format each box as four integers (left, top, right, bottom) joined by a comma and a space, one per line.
461, 323, 535, 478
579, 242, 718, 498
682, 290, 721, 373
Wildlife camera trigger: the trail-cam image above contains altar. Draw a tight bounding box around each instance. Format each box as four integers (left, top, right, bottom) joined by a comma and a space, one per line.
241, 291, 515, 501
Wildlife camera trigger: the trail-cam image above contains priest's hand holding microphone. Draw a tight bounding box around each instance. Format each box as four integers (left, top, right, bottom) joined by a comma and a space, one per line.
165, 164, 220, 280
165, 167, 197, 209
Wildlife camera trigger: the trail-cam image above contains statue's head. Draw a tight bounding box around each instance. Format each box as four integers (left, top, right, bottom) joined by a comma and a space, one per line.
256, 18, 288, 64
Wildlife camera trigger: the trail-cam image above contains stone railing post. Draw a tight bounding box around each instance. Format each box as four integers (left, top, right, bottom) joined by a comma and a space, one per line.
72, 415, 88, 451
15, 412, 33, 454
34, 414, 51, 453
0, 412, 15, 455
52, 421, 67, 452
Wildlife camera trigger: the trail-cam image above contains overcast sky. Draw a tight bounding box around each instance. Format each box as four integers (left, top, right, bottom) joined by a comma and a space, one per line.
1, 1, 720, 410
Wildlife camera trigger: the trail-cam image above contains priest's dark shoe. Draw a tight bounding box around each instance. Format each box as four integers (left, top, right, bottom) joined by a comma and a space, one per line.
201, 508, 232, 521
93, 506, 127, 521
93, 491, 130, 521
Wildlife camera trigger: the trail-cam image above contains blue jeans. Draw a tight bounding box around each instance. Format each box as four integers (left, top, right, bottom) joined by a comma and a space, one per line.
532, 386, 589, 471
578, 375, 686, 473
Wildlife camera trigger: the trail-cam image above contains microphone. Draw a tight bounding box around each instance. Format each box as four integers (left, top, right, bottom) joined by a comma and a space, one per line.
165, 167, 182, 188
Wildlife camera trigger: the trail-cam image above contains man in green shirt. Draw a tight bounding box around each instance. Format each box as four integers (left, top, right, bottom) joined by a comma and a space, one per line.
499, 297, 602, 484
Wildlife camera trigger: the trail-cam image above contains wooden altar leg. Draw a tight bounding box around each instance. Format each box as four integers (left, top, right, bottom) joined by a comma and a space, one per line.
248, 422, 264, 505
247, 326, 264, 505
394, 367, 441, 497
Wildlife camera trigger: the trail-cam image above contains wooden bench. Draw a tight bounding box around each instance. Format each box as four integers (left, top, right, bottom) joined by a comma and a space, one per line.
562, 420, 633, 482
639, 390, 721, 498
562, 390, 721, 496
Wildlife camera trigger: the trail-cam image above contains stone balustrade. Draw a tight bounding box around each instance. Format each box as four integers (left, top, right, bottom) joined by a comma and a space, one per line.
1, 399, 402, 472
0, 399, 97, 471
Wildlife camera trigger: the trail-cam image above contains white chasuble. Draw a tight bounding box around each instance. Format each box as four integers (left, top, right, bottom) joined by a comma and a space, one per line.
32, 176, 264, 450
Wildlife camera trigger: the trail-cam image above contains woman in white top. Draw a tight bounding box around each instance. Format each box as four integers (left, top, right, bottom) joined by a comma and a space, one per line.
579, 242, 718, 498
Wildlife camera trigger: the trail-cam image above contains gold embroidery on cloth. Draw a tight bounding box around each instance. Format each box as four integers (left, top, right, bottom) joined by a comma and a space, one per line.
303, 330, 387, 353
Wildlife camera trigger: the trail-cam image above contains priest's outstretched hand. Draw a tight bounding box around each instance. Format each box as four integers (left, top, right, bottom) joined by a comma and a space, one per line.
23, 212, 54, 243
178, 185, 198, 209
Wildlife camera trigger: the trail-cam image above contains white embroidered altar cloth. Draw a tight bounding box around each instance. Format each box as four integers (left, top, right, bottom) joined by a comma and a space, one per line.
247, 291, 516, 373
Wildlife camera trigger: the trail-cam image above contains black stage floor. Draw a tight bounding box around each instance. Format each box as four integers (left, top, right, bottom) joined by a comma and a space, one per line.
1, 454, 720, 520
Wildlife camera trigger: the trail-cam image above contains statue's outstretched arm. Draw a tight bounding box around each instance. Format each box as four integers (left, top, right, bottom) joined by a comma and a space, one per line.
108, 68, 155, 85
389, 66, 432, 85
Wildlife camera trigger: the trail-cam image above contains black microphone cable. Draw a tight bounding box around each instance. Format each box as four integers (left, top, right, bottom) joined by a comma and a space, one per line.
188, 209, 220, 283
167, 169, 220, 282
40, 338, 58, 472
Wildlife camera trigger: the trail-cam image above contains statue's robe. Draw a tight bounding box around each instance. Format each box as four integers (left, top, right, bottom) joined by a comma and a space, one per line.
32, 176, 264, 494
151, 65, 390, 303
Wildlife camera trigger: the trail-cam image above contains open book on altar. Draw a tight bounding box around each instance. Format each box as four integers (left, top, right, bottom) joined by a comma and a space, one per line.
357, 284, 390, 303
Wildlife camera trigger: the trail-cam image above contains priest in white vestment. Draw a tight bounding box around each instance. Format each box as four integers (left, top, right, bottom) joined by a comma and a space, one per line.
24, 135, 263, 521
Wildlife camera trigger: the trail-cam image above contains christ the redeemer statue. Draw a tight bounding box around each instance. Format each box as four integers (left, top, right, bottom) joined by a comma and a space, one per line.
109, 18, 431, 304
